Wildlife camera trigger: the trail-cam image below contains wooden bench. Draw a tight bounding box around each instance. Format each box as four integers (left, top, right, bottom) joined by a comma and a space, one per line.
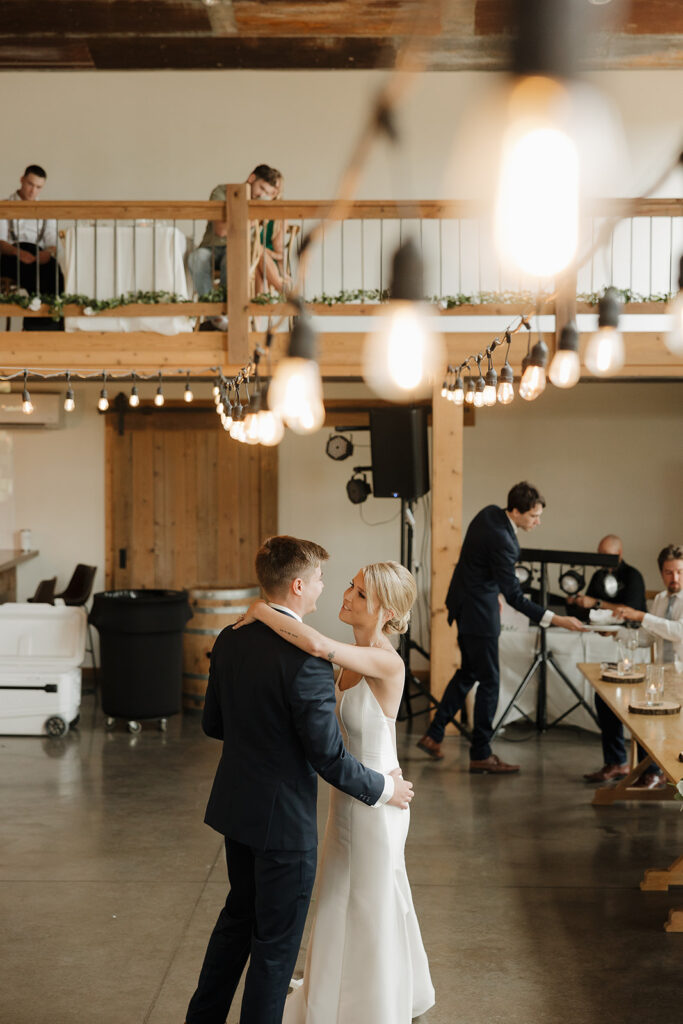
578, 662, 683, 931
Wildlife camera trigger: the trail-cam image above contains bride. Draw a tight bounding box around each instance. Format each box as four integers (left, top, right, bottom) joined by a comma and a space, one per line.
238, 561, 435, 1023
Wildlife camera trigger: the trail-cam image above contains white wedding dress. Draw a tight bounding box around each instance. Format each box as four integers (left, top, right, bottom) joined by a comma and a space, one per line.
283, 676, 435, 1024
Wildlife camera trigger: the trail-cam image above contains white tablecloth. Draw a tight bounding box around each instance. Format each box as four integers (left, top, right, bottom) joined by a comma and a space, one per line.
61, 223, 193, 334
498, 628, 650, 734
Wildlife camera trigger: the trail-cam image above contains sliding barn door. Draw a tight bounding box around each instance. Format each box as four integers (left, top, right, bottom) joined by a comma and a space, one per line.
105, 405, 277, 590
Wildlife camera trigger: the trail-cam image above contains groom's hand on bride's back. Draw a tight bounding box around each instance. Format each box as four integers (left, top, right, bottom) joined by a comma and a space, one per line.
388, 768, 414, 809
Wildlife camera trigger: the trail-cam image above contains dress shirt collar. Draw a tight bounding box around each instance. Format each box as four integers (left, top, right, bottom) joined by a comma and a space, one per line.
268, 602, 302, 623
504, 510, 518, 534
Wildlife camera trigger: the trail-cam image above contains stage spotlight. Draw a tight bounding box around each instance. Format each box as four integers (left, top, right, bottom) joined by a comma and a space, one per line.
558, 567, 585, 596
346, 472, 371, 505
514, 564, 533, 591
602, 572, 619, 598
326, 433, 354, 461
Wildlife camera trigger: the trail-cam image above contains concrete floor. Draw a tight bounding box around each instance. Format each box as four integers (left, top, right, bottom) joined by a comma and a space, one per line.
1, 697, 681, 1024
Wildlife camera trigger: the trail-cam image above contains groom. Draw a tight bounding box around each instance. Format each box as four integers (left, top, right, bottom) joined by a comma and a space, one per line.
185, 535, 414, 1024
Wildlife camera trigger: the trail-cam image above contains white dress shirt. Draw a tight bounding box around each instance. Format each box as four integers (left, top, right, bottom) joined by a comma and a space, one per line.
628, 589, 683, 663
268, 601, 395, 806
0, 191, 57, 250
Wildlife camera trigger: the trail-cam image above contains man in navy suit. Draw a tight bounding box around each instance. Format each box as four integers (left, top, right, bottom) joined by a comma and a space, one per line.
417, 482, 584, 774
185, 536, 414, 1024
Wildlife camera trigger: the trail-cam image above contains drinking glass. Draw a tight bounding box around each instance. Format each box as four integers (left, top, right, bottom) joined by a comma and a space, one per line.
645, 663, 664, 705
617, 640, 633, 676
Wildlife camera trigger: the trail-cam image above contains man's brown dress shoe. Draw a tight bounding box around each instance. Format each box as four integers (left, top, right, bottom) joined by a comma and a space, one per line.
633, 770, 667, 790
583, 763, 629, 783
469, 754, 520, 774
416, 735, 444, 761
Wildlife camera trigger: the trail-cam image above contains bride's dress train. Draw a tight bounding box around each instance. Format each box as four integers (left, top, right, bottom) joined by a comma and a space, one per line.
283, 677, 435, 1024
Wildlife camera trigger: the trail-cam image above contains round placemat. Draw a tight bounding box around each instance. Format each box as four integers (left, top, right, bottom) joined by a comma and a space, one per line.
601, 668, 645, 683
628, 700, 681, 715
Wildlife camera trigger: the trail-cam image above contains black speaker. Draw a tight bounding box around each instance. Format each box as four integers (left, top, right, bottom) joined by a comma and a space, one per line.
369, 407, 429, 500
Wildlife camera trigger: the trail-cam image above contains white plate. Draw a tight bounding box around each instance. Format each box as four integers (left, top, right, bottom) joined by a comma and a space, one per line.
583, 623, 622, 632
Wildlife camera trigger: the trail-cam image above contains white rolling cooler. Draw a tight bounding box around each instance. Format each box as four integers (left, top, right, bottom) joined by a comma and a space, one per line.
0, 603, 86, 736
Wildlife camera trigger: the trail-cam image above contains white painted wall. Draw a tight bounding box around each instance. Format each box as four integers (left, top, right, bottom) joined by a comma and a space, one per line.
1, 68, 681, 645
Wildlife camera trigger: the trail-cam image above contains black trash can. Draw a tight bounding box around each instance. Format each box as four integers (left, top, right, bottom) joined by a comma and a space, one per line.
89, 589, 192, 730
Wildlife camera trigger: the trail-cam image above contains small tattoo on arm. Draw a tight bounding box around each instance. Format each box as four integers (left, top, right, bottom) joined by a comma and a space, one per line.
279, 627, 299, 639
326, 650, 336, 662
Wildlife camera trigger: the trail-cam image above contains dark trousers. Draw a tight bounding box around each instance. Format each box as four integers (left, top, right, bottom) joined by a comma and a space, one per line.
428, 631, 499, 760
1, 242, 64, 332
595, 695, 648, 769
186, 836, 317, 1024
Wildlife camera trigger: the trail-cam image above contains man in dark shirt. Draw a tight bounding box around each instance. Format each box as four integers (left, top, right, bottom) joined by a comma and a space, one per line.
417, 482, 584, 774
568, 535, 654, 786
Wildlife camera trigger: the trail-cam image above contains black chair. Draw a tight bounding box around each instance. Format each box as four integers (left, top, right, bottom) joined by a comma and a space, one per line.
28, 577, 57, 604
56, 564, 98, 688
55, 564, 97, 606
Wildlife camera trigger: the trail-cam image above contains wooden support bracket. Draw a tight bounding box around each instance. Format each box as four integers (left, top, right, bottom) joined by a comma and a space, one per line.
591, 757, 675, 806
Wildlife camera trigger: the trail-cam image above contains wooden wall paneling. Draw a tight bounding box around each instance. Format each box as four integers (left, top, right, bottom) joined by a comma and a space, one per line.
259, 446, 279, 554
241, 445, 262, 584
131, 423, 156, 588
430, 381, 464, 734
153, 425, 174, 589
216, 428, 239, 585
109, 423, 134, 590
181, 428, 199, 590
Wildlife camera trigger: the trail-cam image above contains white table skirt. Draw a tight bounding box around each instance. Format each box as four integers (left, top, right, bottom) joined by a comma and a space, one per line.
61, 223, 193, 334
498, 628, 650, 734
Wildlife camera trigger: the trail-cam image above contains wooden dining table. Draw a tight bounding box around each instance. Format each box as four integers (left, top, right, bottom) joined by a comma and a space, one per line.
578, 662, 683, 932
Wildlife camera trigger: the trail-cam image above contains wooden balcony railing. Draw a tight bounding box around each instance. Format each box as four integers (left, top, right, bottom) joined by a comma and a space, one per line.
1, 192, 681, 376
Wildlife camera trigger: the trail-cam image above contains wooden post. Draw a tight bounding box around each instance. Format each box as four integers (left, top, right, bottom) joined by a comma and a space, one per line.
430, 383, 463, 730
226, 183, 251, 366
554, 265, 578, 350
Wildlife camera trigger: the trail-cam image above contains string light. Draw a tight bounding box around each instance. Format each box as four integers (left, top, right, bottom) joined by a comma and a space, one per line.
483, 349, 497, 406
98, 372, 109, 412
269, 302, 325, 435
584, 288, 624, 376
63, 372, 75, 413
184, 373, 194, 403
497, 333, 515, 404
364, 240, 445, 402
473, 358, 485, 408
154, 372, 165, 407
127, 372, 140, 407
549, 321, 581, 387
22, 371, 33, 415
464, 372, 475, 405
519, 336, 548, 401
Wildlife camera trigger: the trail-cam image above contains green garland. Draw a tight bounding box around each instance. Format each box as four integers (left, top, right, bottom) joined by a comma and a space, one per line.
0, 283, 673, 322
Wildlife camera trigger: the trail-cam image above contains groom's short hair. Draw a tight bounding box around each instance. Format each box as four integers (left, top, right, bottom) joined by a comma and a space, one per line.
256, 535, 329, 597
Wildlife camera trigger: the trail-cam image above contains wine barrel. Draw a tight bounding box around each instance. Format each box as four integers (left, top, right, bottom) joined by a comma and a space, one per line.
182, 586, 259, 710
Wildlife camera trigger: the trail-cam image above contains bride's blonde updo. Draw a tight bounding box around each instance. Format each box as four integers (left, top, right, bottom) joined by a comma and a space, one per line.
361, 561, 417, 636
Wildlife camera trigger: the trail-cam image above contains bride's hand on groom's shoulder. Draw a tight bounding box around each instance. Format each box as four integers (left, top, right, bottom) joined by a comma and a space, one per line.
233, 599, 267, 629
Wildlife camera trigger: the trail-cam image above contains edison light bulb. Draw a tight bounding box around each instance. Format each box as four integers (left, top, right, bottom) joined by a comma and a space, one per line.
453, 381, 465, 406
257, 411, 285, 447
483, 381, 497, 406
98, 389, 109, 412
464, 382, 475, 405
22, 390, 33, 415
363, 302, 445, 402
494, 77, 579, 279
497, 380, 514, 405
549, 349, 581, 388
665, 290, 683, 356
229, 419, 246, 442
184, 382, 194, 403
473, 384, 485, 408
243, 412, 262, 445
584, 326, 624, 376
154, 387, 165, 407
269, 358, 325, 435
64, 390, 75, 412
519, 363, 546, 401
440, 382, 448, 399
129, 386, 140, 408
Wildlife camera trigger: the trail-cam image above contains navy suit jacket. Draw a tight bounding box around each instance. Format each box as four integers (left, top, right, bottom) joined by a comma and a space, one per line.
446, 504, 546, 637
202, 617, 385, 852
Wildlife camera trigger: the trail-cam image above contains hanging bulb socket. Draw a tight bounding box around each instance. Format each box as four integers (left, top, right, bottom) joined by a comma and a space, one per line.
389, 239, 424, 302
519, 337, 548, 401
453, 374, 465, 406
584, 287, 624, 376
64, 385, 75, 413
129, 384, 140, 408
22, 372, 33, 415
549, 320, 581, 388
497, 359, 515, 405
483, 361, 498, 407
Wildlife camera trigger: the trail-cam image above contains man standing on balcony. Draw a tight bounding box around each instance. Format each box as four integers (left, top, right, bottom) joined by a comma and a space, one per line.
189, 164, 282, 331
0, 164, 64, 332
